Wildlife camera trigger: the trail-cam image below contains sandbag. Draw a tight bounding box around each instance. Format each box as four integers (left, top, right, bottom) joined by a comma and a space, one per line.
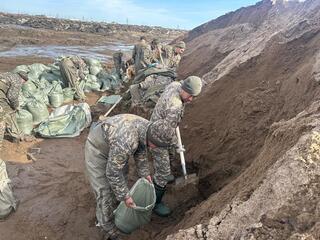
97, 95, 121, 105
49, 92, 64, 108
13, 65, 30, 74
33, 90, 50, 106
22, 80, 37, 95
63, 88, 75, 103
0, 159, 17, 219
85, 58, 100, 67
84, 75, 101, 92
16, 109, 33, 135
89, 66, 102, 76
35, 103, 91, 138
114, 178, 156, 234
26, 99, 49, 125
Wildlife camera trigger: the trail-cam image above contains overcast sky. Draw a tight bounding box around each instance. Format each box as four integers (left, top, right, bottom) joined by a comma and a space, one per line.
0, 0, 262, 29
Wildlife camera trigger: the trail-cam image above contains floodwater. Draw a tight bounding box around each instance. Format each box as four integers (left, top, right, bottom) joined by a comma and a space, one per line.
0, 44, 133, 62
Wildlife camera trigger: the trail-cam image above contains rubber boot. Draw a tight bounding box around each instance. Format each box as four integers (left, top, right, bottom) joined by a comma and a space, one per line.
153, 182, 171, 217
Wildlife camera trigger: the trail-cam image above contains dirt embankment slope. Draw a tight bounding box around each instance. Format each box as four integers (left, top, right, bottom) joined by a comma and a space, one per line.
162, 0, 320, 239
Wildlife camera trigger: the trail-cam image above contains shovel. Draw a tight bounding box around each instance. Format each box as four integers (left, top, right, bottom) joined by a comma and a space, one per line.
174, 127, 199, 187
99, 89, 130, 121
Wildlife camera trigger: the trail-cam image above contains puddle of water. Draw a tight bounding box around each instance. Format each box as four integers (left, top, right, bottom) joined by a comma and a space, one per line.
0, 44, 133, 62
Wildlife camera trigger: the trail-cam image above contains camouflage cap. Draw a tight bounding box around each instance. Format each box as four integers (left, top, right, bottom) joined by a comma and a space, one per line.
175, 41, 186, 49
147, 123, 171, 148
181, 76, 202, 96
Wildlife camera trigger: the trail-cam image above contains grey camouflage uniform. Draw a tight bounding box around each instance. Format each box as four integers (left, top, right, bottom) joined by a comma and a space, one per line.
85, 114, 150, 234
59, 56, 87, 100
149, 82, 185, 187
0, 72, 23, 151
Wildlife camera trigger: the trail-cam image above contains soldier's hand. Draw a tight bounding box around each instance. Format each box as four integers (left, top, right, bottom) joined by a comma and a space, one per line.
124, 196, 136, 208
145, 175, 152, 183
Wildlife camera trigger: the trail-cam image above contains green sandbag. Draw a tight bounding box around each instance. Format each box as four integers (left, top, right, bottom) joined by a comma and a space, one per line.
63, 88, 75, 103
114, 178, 156, 234
40, 72, 61, 83
85, 58, 100, 67
0, 159, 17, 219
89, 66, 102, 75
49, 92, 64, 108
29, 63, 50, 73
16, 109, 33, 135
22, 80, 37, 94
84, 75, 101, 92
34, 103, 91, 138
97, 95, 121, 105
26, 99, 49, 125
13, 65, 30, 74
33, 90, 50, 106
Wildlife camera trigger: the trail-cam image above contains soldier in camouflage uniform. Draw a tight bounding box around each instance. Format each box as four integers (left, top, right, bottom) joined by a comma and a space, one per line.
85, 114, 152, 239
131, 36, 153, 74
59, 56, 87, 100
129, 41, 185, 105
147, 76, 202, 217
160, 41, 185, 71
0, 72, 25, 152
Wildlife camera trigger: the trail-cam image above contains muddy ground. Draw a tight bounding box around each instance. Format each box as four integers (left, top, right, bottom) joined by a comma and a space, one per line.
0, 23, 198, 240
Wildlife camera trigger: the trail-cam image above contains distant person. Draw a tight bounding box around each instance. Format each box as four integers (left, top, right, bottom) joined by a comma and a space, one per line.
0, 72, 27, 150
149, 38, 162, 63
159, 40, 186, 71
85, 114, 152, 240
59, 56, 87, 100
128, 40, 186, 105
147, 76, 202, 217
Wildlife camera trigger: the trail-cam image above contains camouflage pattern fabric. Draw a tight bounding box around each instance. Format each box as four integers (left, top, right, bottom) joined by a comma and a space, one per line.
149, 82, 185, 187
113, 51, 123, 79
161, 45, 182, 71
132, 42, 152, 73
59, 57, 87, 100
139, 75, 174, 90
0, 72, 23, 150
85, 114, 150, 233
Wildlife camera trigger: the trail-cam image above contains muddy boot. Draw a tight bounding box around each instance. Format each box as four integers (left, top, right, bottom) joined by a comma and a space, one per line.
153, 182, 171, 217
129, 84, 142, 105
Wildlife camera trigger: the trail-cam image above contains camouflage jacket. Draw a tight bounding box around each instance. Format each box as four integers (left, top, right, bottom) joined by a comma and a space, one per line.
97, 114, 150, 201
68, 56, 88, 80
150, 81, 185, 146
161, 45, 181, 70
0, 72, 23, 111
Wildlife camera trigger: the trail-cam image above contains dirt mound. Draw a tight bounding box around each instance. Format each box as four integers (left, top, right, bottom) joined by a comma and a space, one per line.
161, 0, 320, 239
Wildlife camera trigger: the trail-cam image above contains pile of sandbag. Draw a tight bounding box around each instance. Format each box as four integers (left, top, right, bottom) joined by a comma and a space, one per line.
12, 56, 124, 138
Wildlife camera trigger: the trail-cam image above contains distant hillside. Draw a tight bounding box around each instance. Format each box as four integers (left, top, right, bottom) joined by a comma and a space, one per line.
0, 12, 185, 39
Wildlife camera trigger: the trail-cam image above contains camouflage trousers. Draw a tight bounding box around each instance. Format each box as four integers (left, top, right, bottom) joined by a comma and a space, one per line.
84, 127, 128, 235
150, 147, 171, 188
59, 59, 86, 100
0, 106, 22, 153
139, 75, 173, 90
